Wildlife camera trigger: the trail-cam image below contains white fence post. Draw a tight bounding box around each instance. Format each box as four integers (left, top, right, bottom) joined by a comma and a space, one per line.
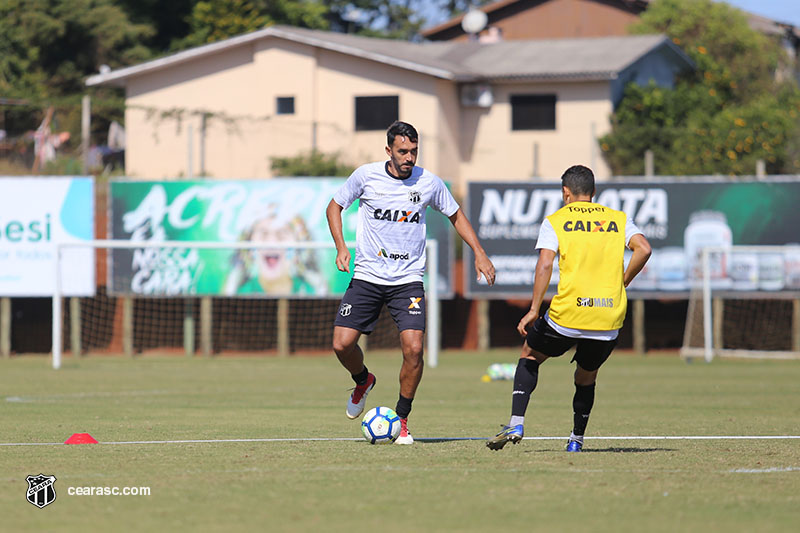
426, 239, 440, 368
52, 244, 62, 369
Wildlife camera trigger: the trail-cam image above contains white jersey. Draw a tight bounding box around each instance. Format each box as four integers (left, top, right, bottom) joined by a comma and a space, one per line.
333, 161, 459, 285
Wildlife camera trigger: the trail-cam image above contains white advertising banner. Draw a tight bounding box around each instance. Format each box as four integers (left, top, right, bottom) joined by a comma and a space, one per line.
0, 177, 94, 296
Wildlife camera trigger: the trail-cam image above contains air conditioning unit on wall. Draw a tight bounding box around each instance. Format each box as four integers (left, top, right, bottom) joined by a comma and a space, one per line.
460, 84, 494, 108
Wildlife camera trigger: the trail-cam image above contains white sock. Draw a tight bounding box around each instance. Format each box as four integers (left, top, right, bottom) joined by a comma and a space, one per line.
509, 415, 524, 427
569, 432, 583, 443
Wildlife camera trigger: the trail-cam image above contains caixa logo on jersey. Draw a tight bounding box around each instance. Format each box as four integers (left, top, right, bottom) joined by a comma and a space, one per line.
563, 220, 620, 233
26, 474, 57, 509
373, 209, 421, 224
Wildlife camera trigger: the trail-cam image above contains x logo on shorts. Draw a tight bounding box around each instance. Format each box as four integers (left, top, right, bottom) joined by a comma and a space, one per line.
408, 297, 422, 309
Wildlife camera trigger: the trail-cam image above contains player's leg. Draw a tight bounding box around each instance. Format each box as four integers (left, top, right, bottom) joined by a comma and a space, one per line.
398, 328, 424, 404
566, 338, 616, 451
487, 317, 574, 450
509, 342, 550, 426
333, 279, 383, 419
332, 326, 364, 374
395, 328, 424, 444
385, 282, 426, 444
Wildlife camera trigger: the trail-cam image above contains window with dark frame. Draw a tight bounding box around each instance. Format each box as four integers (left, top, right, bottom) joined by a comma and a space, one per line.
355, 96, 399, 131
276, 97, 295, 115
510, 94, 556, 130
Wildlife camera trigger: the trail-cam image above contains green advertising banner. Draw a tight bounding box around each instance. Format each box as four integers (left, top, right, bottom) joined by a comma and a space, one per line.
466, 177, 800, 298
109, 179, 453, 297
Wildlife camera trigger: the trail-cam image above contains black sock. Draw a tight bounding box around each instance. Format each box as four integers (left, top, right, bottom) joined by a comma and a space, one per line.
395, 394, 413, 419
511, 358, 539, 417
351, 366, 369, 386
572, 383, 596, 436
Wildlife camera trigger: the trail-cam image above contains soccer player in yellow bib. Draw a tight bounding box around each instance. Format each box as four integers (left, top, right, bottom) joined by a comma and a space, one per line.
487, 165, 651, 452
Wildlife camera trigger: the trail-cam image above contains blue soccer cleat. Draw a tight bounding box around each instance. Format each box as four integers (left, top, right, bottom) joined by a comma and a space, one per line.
565, 438, 583, 452
486, 424, 524, 450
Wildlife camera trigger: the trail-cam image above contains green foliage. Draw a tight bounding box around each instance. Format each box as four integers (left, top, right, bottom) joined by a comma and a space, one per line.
42, 154, 84, 175
271, 150, 355, 176
631, 0, 781, 102
602, 83, 800, 175
176, 0, 330, 48
0, 0, 153, 98
0, 0, 151, 138
116, 0, 195, 51
601, 0, 800, 175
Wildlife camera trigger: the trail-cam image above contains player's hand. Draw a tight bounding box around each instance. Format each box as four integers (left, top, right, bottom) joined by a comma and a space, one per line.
475, 254, 496, 286
335, 248, 351, 273
517, 310, 537, 337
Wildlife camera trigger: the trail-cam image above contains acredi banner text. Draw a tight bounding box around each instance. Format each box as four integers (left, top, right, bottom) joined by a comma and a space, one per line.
109, 179, 454, 298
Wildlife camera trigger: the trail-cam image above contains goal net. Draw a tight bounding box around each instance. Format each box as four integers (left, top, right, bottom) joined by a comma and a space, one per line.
681, 245, 800, 361
52, 240, 440, 368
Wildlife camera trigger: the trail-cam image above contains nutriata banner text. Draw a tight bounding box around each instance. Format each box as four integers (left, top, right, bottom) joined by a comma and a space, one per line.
465, 178, 800, 298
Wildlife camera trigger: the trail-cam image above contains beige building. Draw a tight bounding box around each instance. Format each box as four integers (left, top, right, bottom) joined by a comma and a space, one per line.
87, 26, 692, 194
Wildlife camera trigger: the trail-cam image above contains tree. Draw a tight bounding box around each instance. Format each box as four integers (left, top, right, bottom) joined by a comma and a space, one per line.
116, 0, 195, 52
176, 0, 330, 48
0, 0, 153, 99
271, 150, 355, 177
0, 0, 153, 139
600, 0, 800, 175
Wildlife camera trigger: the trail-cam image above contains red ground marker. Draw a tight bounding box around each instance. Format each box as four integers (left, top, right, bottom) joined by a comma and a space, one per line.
64, 433, 99, 444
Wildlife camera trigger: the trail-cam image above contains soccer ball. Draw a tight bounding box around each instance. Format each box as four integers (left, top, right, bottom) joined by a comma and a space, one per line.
361, 406, 401, 444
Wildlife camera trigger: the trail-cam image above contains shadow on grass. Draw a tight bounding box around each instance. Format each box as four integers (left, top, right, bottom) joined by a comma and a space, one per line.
414, 439, 675, 452
525, 447, 675, 453
580, 447, 675, 453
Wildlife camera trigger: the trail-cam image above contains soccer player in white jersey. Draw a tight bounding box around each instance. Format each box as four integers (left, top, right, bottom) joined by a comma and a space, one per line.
326, 121, 495, 444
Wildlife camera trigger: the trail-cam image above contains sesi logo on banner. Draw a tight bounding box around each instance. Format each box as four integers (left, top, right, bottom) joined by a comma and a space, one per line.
0, 177, 94, 297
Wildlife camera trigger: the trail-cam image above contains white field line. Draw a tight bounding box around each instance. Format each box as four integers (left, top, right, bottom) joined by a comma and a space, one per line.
730, 466, 800, 473
5, 390, 175, 402
1, 435, 799, 447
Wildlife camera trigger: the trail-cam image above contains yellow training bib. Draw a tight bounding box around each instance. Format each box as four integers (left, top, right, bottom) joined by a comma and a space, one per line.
546, 202, 628, 330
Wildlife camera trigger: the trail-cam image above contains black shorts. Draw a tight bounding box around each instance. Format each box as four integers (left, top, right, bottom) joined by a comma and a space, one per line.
334, 278, 425, 334
525, 317, 617, 372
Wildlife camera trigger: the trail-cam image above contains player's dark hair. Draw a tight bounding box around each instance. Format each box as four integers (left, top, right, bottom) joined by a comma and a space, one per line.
386, 121, 418, 147
561, 165, 595, 196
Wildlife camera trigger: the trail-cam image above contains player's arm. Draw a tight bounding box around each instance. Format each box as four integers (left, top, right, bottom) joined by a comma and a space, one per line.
448, 208, 495, 286
326, 199, 350, 273
517, 248, 555, 337
623, 233, 652, 287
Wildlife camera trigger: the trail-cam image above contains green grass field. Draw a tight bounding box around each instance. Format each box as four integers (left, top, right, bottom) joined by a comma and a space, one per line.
2, 350, 799, 532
